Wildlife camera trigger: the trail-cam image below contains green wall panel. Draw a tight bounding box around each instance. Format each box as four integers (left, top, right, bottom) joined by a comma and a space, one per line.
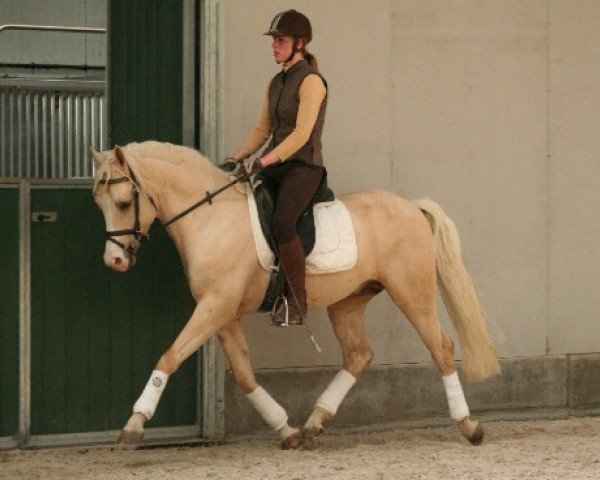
0, 188, 20, 438
30, 189, 196, 435
109, 0, 184, 146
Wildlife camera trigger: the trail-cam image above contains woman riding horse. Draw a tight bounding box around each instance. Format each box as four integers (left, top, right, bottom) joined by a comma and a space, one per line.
90, 12, 500, 452
230, 9, 327, 326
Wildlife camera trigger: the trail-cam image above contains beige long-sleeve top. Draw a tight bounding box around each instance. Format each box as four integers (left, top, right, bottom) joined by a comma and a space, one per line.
242, 73, 327, 161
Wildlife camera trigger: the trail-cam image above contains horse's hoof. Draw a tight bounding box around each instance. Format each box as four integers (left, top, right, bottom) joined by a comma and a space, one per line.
458, 417, 485, 446
301, 425, 323, 442
467, 422, 485, 446
116, 429, 145, 446
281, 430, 302, 450
299, 426, 324, 449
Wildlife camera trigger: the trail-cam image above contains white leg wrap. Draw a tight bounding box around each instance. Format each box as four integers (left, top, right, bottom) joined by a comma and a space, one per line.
442, 372, 470, 421
315, 369, 356, 416
245, 386, 288, 431
133, 370, 169, 420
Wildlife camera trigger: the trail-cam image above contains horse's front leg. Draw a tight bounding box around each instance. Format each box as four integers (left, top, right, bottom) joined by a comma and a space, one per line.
216, 320, 301, 449
116, 295, 232, 445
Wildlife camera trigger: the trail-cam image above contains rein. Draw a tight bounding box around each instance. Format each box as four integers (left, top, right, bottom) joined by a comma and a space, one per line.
99, 166, 245, 257
163, 176, 242, 228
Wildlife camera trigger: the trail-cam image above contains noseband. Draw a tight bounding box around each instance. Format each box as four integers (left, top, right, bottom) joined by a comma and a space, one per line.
97, 168, 157, 258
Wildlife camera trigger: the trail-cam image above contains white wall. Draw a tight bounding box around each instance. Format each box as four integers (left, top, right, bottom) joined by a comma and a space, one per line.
389, 0, 549, 360
548, 0, 600, 354
221, 0, 600, 369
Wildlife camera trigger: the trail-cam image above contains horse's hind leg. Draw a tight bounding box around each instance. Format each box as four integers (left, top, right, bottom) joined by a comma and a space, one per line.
385, 274, 484, 445
217, 320, 301, 450
302, 293, 374, 444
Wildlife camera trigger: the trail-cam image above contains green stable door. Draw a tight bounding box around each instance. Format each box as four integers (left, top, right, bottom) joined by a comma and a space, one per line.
0, 187, 20, 440
30, 187, 197, 435
27, 0, 197, 437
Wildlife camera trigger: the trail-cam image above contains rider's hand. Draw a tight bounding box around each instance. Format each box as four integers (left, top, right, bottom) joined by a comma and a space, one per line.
260, 151, 280, 168
232, 148, 250, 162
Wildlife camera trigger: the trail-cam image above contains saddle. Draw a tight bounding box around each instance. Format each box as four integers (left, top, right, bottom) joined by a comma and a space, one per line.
252, 171, 335, 312
254, 171, 336, 256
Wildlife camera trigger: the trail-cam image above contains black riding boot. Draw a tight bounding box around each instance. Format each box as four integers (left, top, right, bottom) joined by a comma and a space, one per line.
272, 236, 307, 326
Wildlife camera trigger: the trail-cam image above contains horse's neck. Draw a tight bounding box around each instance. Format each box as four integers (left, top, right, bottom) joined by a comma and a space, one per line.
134, 153, 245, 258
135, 154, 230, 214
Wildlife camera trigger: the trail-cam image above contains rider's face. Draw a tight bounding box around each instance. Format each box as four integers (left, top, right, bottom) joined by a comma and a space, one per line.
271, 35, 295, 64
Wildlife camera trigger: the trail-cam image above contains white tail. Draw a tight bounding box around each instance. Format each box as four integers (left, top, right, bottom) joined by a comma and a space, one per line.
413, 198, 501, 382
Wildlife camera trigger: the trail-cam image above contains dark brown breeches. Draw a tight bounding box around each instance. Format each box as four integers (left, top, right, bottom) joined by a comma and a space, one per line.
262, 160, 324, 244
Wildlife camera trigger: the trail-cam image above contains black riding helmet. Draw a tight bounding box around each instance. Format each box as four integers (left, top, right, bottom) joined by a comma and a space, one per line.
264, 9, 312, 42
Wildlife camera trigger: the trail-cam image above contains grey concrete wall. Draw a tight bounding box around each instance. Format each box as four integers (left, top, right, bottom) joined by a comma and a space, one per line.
221, 1, 600, 373
225, 355, 584, 435
0, 0, 106, 75
226, 354, 600, 435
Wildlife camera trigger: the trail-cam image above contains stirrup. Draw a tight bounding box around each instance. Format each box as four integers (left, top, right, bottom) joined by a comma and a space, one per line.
271, 296, 289, 327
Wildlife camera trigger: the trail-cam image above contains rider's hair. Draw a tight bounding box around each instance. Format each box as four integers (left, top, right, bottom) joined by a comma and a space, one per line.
295, 37, 318, 71
304, 51, 318, 70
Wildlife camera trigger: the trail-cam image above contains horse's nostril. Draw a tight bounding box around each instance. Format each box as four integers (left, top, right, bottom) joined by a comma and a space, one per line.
114, 257, 122, 265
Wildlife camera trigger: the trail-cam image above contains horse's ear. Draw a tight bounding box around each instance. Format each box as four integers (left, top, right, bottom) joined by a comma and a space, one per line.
114, 145, 127, 166
90, 148, 104, 166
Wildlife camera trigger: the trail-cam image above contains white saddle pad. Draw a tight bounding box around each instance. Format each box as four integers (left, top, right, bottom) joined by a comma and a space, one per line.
246, 191, 357, 274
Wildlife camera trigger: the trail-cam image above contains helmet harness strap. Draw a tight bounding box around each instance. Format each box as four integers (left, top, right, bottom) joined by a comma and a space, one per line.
285, 36, 304, 64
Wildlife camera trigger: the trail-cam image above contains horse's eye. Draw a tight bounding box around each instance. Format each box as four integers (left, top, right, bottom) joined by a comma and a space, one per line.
117, 201, 131, 211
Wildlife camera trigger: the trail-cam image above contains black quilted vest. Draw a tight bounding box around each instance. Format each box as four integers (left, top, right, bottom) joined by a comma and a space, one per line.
262, 60, 328, 166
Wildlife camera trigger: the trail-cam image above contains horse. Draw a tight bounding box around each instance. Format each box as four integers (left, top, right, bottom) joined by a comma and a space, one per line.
91, 141, 501, 449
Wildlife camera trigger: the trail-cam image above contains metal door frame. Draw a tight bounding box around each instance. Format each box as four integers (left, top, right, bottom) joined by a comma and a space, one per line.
198, 0, 226, 442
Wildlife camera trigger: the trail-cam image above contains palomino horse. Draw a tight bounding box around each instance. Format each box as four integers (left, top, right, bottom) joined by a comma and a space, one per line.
91, 141, 501, 449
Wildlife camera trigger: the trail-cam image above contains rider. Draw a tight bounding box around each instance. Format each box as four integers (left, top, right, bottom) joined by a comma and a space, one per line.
230, 9, 328, 325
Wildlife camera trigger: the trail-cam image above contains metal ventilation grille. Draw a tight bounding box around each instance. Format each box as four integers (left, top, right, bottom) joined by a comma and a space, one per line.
0, 80, 107, 179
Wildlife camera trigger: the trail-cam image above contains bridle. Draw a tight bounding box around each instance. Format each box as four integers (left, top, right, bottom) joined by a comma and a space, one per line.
97, 165, 245, 258
97, 167, 157, 258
